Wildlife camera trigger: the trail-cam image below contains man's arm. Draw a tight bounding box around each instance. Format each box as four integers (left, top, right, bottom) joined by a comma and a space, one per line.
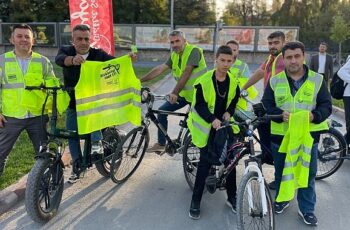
140, 64, 169, 83
328, 55, 333, 79
338, 59, 350, 83
242, 68, 264, 90
55, 46, 75, 67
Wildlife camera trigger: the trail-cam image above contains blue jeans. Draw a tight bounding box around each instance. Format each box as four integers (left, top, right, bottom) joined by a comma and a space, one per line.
271, 142, 318, 214
66, 108, 102, 161
157, 96, 189, 145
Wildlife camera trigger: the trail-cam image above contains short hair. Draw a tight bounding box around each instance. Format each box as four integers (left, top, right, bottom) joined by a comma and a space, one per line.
73, 24, 90, 32
282, 41, 305, 56
12, 24, 33, 34
267, 31, 285, 41
226, 40, 239, 47
168, 30, 185, 39
320, 41, 328, 47
216, 45, 233, 58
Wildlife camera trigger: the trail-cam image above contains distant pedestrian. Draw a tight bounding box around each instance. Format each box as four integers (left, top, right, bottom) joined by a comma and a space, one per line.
309, 42, 334, 83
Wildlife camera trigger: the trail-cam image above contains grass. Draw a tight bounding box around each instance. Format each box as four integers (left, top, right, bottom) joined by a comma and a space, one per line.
0, 65, 157, 190
332, 98, 344, 109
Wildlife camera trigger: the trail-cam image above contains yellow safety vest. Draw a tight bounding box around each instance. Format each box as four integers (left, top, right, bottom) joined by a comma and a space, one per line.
0, 51, 68, 117
171, 43, 207, 103
75, 55, 141, 134
276, 111, 314, 202
229, 59, 258, 110
270, 70, 328, 135
187, 70, 238, 148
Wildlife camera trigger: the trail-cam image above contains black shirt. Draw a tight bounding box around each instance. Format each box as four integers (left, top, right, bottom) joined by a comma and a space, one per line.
55, 46, 114, 109
194, 71, 240, 123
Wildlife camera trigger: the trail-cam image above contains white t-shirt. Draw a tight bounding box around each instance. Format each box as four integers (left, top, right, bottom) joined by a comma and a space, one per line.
338, 59, 350, 96
318, 53, 326, 74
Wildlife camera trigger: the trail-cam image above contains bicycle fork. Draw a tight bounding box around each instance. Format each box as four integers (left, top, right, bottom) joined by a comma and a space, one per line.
244, 164, 268, 216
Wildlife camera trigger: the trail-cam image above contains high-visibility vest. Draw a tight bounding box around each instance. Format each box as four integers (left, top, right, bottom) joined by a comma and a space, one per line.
270, 70, 328, 135
75, 55, 141, 134
171, 43, 207, 103
264, 53, 283, 86
229, 59, 258, 110
276, 111, 314, 202
0, 51, 68, 117
187, 70, 238, 148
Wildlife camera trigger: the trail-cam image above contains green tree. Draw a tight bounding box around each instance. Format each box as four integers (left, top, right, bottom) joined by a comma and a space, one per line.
330, 15, 350, 62
173, 0, 216, 25
0, 0, 11, 22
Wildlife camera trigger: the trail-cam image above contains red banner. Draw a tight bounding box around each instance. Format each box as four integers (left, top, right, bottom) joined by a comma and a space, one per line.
69, 0, 115, 55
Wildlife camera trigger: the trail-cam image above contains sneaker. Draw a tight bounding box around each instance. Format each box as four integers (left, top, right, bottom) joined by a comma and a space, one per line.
268, 180, 276, 190
274, 201, 290, 214
226, 197, 237, 213
91, 141, 103, 155
147, 143, 165, 152
189, 200, 201, 220
298, 210, 318, 226
68, 171, 80, 184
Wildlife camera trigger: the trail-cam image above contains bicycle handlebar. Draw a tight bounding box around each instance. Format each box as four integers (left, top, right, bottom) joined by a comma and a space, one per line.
218, 114, 283, 131
25, 85, 75, 92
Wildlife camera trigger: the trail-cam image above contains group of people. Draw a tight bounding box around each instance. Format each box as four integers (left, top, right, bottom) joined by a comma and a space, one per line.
0, 23, 340, 227
140, 30, 332, 226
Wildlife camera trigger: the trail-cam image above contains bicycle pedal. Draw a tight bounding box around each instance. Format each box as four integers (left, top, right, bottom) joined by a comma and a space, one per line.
154, 150, 166, 156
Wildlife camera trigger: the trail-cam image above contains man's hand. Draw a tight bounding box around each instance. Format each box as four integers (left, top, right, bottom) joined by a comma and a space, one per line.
0, 114, 7, 128
240, 89, 248, 98
222, 112, 231, 121
72, 55, 85, 65
212, 118, 221, 130
169, 93, 178, 104
309, 112, 314, 122
128, 52, 138, 62
282, 111, 290, 122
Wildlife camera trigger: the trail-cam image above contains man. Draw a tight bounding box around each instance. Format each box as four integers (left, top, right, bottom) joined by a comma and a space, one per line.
0, 24, 60, 176
187, 45, 240, 219
55, 24, 115, 183
262, 41, 332, 226
141, 30, 207, 153
309, 42, 334, 83
338, 58, 350, 145
226, 40, 257, 110
242, 31, 286, 189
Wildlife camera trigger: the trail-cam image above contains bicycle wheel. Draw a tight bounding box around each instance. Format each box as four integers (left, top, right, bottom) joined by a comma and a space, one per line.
95, 127, 121, 177
25, 156, 64, 223
237, 171, 274, 230
182, 135, 200, 190
110, 126, 149, 184
316, 127, 347, 180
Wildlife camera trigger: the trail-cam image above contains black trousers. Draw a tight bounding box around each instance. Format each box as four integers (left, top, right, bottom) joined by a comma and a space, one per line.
343, 96, 350, 144
191, 145, 237, 204
257, 120, 274, 165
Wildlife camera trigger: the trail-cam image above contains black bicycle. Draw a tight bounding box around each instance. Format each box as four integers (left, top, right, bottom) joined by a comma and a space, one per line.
183, 103, 278, 230
316, 119, 348, 180
24, 86, 121, 223
109, 87, 190, 184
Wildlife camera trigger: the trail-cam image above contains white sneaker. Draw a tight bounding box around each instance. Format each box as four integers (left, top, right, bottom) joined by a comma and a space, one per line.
91, 141, 103, 155
68, 171, 80, 184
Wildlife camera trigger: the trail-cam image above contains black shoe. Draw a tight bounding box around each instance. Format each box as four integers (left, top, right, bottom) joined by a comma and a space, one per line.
226, 197, 237, 213
268, 180, 276, 190
274, 201, 290, 214
68, 171, 80, 184
298, 210, 318, 226
189, 200, 201, 220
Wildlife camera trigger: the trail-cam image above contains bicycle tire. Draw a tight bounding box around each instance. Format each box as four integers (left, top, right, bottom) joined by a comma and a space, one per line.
95, 127, 121, 177
237, 171, 274, 230
25, 156, 64, 223
182, 135, 200, 191
110, 126, 149, 184
316, 127, 347, 180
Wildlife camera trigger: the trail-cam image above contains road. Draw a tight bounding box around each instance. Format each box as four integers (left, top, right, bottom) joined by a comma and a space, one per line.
1, 71, 350, 230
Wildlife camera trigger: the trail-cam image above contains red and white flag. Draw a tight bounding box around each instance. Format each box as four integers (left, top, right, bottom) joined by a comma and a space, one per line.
69, 0, 115, 55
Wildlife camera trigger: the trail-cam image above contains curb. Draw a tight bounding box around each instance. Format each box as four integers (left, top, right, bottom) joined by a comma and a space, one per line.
0, 148, 71, 216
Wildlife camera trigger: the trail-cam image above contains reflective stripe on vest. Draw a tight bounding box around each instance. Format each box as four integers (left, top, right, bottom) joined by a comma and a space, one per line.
171, 43, 207, 102
270, 70, 328, 135
187, 70, 238, 148
76, 55, 141, 134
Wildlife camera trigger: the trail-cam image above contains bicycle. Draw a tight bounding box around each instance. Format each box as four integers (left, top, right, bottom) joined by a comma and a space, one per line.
109, 87, 190, 184
316, 119, 348, 180
24, 85, 121, 223
183, 103, 278, 229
